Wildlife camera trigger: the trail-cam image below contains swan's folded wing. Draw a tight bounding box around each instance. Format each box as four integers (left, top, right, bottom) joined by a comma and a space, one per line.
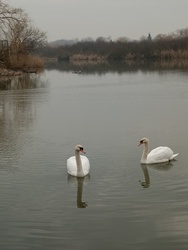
67, 156, 77, 176
147, 146, 173, 163
80, 155, 90, 173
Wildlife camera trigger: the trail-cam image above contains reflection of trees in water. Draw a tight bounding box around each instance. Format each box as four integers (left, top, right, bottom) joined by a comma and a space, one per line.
0, 74, 48, 162
0, 74, 46, 91
45, 59, 188, 75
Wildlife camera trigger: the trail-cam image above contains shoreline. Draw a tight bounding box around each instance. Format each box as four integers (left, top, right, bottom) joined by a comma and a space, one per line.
0, 68, 23, 77
0, 68, 40, 79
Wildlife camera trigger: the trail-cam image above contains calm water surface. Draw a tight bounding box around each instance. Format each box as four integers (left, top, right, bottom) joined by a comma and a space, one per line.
0, 63, 188, 249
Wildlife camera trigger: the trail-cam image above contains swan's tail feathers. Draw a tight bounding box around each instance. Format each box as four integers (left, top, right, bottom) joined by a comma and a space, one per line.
170, 153, 179, 160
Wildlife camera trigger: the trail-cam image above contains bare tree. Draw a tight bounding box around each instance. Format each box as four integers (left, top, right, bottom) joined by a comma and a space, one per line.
0, 0, 23, 38
0, 0, 46, 54
7, 10, 47, 56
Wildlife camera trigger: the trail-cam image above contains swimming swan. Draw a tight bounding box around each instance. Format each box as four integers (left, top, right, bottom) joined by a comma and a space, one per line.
67, 145, 90, 177
138, 138, 179, 164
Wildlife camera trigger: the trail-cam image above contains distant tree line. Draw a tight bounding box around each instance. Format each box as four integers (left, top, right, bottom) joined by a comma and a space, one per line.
39, 28, 188, 61
0, 0, 47, 70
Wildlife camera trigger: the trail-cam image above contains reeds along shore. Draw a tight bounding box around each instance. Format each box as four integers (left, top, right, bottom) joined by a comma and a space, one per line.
10, 54, 44, 69
0, 54, 44, 77
68, 50, 188, 61
154, 49, 188, 59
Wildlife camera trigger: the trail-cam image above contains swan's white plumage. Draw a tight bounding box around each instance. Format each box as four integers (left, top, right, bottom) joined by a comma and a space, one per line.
67, 155, 90, 177
147, 146, 178, 163
139, 138, 179, 164
67, 145, 90, 177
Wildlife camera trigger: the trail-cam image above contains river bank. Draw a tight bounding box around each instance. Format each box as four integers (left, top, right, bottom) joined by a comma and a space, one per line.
0, 68, 23, 77
0, 67, 42, 79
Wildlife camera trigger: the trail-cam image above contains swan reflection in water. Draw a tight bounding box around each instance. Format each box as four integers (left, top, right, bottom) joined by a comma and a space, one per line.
139, 162, 173, 188
67, 175, 90, 208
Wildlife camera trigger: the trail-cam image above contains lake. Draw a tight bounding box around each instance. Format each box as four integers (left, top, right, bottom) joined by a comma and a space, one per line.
0, 61, 188, 250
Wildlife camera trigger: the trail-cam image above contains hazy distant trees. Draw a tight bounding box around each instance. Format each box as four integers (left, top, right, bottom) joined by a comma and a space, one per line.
39, 28, 188, 61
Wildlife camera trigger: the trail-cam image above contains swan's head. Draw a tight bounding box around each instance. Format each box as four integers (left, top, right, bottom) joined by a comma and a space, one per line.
75, 144, 85, 154
138, 138, 149, 146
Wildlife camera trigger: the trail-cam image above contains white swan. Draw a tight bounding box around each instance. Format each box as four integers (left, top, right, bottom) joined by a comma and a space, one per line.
67, 145, 90, 177
138, 138, 179, 164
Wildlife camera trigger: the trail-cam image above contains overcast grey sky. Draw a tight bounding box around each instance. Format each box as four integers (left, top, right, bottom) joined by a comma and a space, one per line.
8, 0, 188, 42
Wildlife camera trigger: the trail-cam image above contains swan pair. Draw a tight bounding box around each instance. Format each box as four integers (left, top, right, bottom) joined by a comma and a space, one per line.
67, 139, 179, 177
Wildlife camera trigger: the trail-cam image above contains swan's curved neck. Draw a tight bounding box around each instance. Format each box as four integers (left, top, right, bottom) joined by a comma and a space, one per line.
75, 150, 84, 176
141, 142, 149, 163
